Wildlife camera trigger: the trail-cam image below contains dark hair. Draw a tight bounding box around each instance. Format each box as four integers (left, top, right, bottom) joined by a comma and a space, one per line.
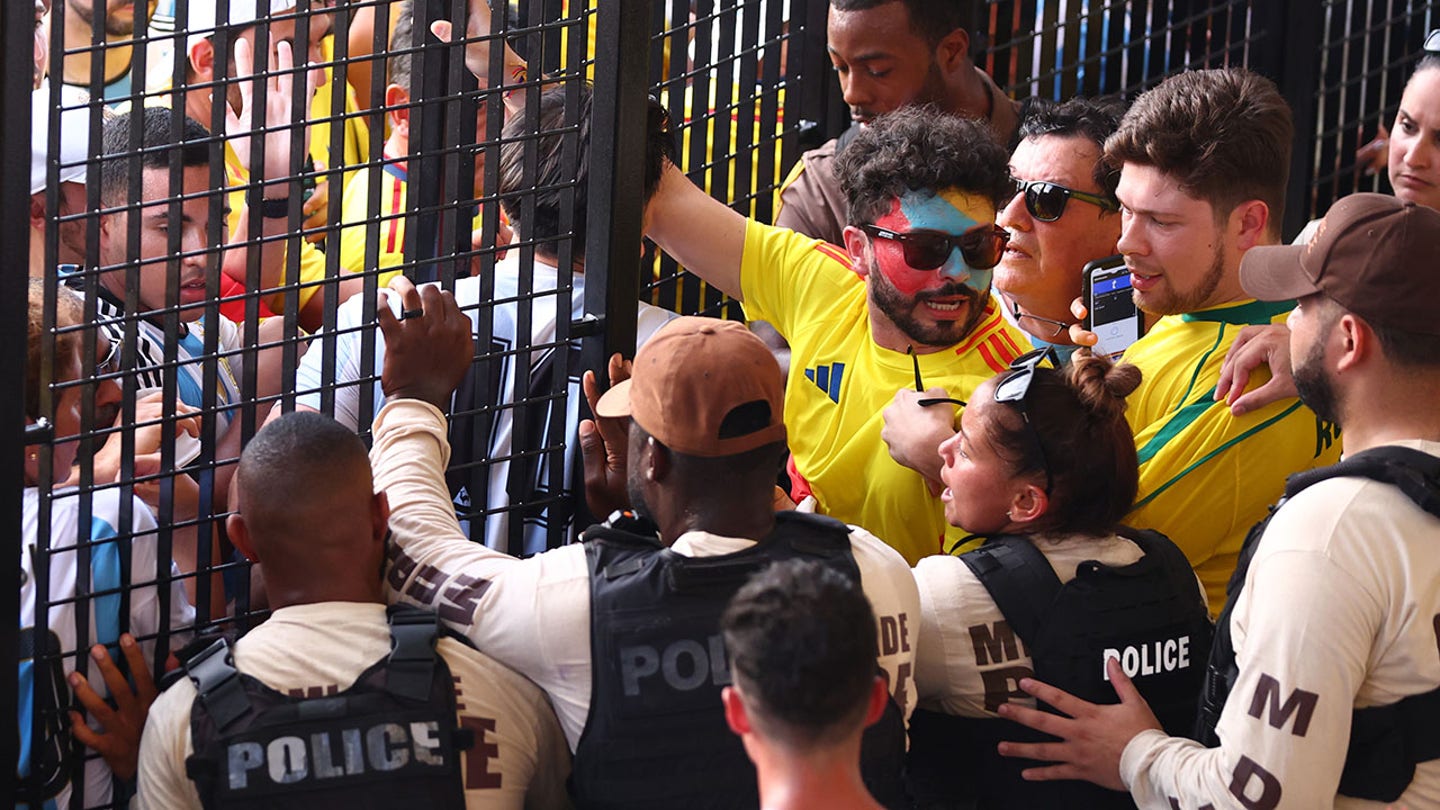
100, 107, 212, 208
721, 559, 878, 749
499, 84, 675, 258
1369, 320, 1440, 368
986, 351, 1142, 536
829, 0, 978, 48
237, 411, 372, 538
1018, 95, 1128, 201
837, 106, 1010, 225
26, 280, 84, 421
387, 0, 414, 95
1105, 68, 1292, 237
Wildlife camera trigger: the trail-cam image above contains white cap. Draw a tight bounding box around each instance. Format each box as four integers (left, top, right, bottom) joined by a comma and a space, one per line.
31, 85, 93, 196
185, 0, 299, 49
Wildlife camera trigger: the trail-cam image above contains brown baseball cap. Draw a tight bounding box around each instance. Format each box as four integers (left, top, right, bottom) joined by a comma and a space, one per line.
1240, 193, 1440, 336
595, 316, 788, 457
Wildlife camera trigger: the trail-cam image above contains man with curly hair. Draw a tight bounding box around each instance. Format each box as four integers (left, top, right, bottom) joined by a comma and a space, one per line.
644, 108, 1028, 564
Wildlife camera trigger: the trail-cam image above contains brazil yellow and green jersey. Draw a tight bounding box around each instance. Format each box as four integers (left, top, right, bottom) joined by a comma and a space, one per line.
224, 144, 327, 314
1124, 300, 1342, 610
337, 152, 408, 285
740, 221, 1029, 564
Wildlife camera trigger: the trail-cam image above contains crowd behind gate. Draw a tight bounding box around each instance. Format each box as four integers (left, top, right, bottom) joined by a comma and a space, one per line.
17, 0, 1440, 808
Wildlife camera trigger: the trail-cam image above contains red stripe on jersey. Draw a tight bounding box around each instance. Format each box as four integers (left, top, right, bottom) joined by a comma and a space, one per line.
992, 331, 1024, 363
814, 242, 852, 268
386, 176, 402, 253
976, 340, 1001, 371
953, 299, 1003, 355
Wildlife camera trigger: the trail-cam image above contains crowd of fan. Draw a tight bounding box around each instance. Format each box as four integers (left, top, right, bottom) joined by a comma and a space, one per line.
19, 0, 1440, 808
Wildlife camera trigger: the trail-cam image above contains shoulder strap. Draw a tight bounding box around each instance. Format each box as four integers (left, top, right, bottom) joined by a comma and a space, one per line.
959, 536, 1063, 646
182, 637, 251, 731
386, 605, 441, 702
1285, 446, 1440, 518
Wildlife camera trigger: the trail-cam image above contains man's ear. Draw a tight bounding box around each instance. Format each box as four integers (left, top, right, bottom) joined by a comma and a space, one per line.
30, 194, 45, 231
188, 39, 215, 82
842, 225, 870, 278
644, 436, 671, 484
227, 513, 259, 563
722, 685, 752, 736
1230, 199, 1271, 252
934, 27, 971, 75
385, 84, 410, 135
371, 490, 391, 544
863, 676, 889, 727
1335, 313, 1374, 373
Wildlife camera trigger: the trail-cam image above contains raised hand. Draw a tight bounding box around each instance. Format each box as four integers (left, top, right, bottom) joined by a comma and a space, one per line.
68, 634, 158, 782
378, 276, 475, 410
579, 353, 633, 518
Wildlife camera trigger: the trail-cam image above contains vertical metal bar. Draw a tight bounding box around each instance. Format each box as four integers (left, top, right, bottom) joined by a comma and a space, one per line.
0, 0, 32, 790
583, 0, 652, 368
1251, 0, 1323, 239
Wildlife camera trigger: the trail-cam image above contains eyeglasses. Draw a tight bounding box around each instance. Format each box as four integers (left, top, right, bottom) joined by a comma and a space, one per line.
860, 222, 1009, 271
1010, 177, 1119, 223
1011, 299, 1073, 339
1426, 29, 1440, 53
993, 347, 1061, 495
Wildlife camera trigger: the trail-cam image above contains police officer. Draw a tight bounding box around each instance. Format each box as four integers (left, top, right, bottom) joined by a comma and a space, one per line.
996, 194, 1440, 808
135, 284, 571, 810
370, 282, 922, 809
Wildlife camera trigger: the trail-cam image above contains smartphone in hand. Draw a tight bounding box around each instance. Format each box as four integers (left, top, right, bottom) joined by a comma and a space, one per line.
1083, 255, 1145, 358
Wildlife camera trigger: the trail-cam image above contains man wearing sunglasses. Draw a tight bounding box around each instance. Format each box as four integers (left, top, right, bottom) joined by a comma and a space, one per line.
774, 0, 1022, 247
993, 96, 1127, 354
644, 108, 1029, 565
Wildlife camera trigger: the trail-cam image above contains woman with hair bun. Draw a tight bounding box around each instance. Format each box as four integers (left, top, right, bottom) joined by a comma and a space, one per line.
905, 349, 1212, 810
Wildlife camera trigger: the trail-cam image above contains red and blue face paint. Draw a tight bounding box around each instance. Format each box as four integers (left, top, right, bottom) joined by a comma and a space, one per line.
870, 190, 998, 295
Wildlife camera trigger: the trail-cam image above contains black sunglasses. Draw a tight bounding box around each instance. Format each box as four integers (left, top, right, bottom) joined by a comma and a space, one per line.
860, 222, 1009, 271
993, 346, 1061, 495
1010, 177, 1119, 223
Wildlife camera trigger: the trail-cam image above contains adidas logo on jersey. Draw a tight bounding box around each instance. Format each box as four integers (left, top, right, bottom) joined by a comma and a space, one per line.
804, 363, 845, 403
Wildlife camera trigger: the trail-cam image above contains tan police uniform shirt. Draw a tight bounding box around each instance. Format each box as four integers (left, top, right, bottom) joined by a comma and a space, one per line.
136, 602, 572, 810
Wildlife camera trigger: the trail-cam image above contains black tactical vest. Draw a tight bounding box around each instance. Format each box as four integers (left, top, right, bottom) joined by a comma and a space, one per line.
569, 511, 908, 810
181, 606, 471, 810
1197, 446, 1440, 803
907, 528, 1212, 810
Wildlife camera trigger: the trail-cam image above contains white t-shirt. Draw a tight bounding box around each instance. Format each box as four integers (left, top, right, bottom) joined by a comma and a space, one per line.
1120, 440, 1440, 809
369, 399, 924, 750
294, 255, 676, 556
21, 486, 195, 808
136, 601, 573, 810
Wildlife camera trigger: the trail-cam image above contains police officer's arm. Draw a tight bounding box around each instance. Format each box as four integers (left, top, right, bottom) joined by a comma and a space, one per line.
644, 161, 749, 301
135, 681, 206, 810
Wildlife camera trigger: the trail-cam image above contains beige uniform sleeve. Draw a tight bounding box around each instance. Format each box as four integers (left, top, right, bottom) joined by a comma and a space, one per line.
437, 638, 574, 809
135, 681, 203, 810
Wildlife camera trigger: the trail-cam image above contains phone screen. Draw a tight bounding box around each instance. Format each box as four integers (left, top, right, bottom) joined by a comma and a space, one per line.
1085, 260, 1141, 358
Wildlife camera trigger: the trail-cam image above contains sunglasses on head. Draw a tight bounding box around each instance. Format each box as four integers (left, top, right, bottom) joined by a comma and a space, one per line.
860, 222, 1009, 271
993, 346, 1062, 495
1010, 177, 1119, 223
1426, 29, 1440, 53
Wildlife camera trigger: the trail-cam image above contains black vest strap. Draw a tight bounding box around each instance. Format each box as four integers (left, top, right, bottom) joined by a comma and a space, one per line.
385, 606, 440, 702
957, 535, 1062, 644
1196, 446, 1440, 802
184, 637, 251, 732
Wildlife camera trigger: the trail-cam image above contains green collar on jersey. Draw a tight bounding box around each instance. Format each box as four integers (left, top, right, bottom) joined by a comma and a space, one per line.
1180, 298, 1293, 326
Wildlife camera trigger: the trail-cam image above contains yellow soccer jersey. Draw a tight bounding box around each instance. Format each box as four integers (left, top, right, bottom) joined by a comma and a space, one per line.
740, 221, 1029, 564
225, 145, 328, 314
310, 34, 371, 175
1123, 300, 1342, 610
337, 154, 407, 285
